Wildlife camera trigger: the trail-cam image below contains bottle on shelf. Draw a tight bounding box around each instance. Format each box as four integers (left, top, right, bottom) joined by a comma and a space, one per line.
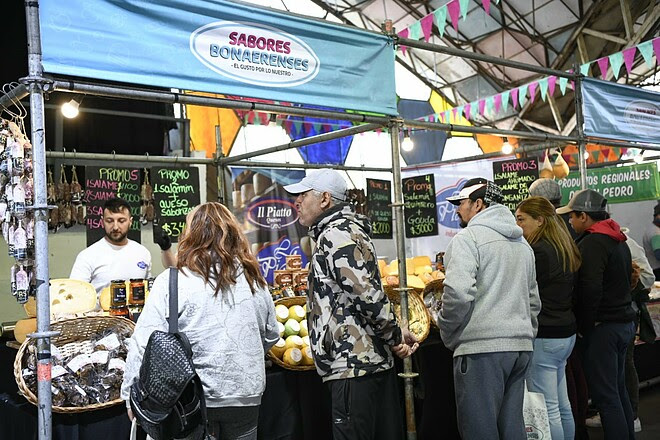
109, 280, 129, 317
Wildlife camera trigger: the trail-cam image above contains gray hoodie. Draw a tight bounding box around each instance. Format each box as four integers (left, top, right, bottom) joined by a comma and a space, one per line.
439, 204, 540, 357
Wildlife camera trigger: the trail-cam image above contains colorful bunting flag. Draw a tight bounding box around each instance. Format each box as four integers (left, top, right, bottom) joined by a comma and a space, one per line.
452, 107, 458, 120
548, 76, 557, 98
654, 38, 660, 63
580, 63, 590, 76
444, 110, 450, 123
421, 14, 434, 42
397, 29, 409, 55
519, 85, 528, 107
596, 57, 609, 79
459, 0, 469, 20
483, 0, 491, 15
528, 81, 538, 104
559, 77, 568, 95
409, 20, 423, 40
494, 94, 502, 113
292, 120, 303, 137
464, 103, 472, 120
609, 52, 624, 79
478, 99, 486, 116
501, 90, 510, 112
638, 40, 654, 68
433, 7, 448, 38
622, 47, 636, 73
447, 0, 461, 31
538, 78, 548, 101
485, 96, 495, 116
511, 88, 519, 109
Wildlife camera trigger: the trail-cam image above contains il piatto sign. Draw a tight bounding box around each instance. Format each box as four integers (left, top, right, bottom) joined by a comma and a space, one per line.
190, 21, 320, 87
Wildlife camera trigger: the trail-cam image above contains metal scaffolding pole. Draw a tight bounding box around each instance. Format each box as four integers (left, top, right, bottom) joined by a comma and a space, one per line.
51, 79, 391, 125
573, 67, 588, 190
402, 118, 578, 143
228, 161, 392, 172
219, 123, 383, 164
23, 2, 55, 439
45, 150, 214, 165
398, 37, 577, 79
390, 121, 418, 440
0, 84, 29, 112
215, 125, 226, 204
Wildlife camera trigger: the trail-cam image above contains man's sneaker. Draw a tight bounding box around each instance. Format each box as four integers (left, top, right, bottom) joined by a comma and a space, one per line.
585, 413, 602, 428
634, 418, 642, 433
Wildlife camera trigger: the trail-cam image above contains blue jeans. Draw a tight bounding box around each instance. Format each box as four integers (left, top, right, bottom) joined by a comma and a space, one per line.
529, 335, 576, 440
454, 351, 531, 440
582, 322, 636, 440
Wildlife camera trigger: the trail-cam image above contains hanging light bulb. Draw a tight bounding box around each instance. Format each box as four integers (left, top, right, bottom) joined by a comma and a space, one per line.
61, 99, 80, 119
501, 137, 513, 155
583, 151, 590, 160
268, 113, 278, 127
401, 130, 414, 152
634, 150, 644, 164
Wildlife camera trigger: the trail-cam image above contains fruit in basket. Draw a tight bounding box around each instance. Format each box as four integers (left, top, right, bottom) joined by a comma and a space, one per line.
284, 335, 304, 350
288, 305, 305, 322
284, 319, 301, 337
302, 335, 310, 347
271, 338, 287, 359
275, 304, 289, 323
277, 322, 285, 338
283, 347, 302, 366
301, 346, 314, 366
299, 319, 308, 337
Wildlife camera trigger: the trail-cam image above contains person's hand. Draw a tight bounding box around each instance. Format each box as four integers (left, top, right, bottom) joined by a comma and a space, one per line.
156, 232, 172, 251
127, 408, 134, 421
392, 328, 419, 359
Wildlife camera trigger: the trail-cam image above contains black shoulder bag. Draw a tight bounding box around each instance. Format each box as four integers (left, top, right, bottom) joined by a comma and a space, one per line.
130, 268, 208, 439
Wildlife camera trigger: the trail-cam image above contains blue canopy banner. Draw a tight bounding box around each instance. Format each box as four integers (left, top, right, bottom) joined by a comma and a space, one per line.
39, 0, 396, 115
582, 78, 660, 145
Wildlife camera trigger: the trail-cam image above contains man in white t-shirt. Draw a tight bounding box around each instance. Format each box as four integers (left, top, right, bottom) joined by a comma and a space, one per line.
70, 198, 154, 296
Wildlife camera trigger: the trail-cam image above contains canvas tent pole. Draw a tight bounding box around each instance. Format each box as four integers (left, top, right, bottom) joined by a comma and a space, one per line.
389, 120, 418, 440
23, 1, 54, 439
46, 151, 215, 165
220, 123, 382, 164
50, 80, 391, 125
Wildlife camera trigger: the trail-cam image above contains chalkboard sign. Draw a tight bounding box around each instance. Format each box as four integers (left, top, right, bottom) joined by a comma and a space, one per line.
366, 178, 393, 239
152, 167, 200, 242
492, 158, 539, 211
84, 167, 141, 247
403, 174, 438, 238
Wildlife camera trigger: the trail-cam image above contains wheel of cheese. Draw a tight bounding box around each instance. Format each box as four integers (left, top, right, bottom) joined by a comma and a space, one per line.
23, 279, 97, 317
14, 318, 37, 343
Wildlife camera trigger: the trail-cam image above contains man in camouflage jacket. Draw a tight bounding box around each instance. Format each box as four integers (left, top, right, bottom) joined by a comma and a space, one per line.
285, 169, 417, 440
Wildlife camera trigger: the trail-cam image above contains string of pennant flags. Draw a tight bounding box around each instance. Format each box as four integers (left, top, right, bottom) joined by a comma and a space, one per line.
416, 36, 660, 125
397, 0, 501, 55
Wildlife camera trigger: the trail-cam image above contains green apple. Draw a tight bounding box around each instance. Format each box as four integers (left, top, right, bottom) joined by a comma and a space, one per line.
284, 319, 300, 338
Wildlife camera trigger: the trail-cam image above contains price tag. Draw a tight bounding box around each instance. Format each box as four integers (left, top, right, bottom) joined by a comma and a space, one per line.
492, 158, 539, 211
366, 178, 393, 239
152, 167, 200, 243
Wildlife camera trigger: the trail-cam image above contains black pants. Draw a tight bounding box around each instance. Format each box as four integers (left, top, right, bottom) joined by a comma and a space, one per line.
325, 368, 404, 440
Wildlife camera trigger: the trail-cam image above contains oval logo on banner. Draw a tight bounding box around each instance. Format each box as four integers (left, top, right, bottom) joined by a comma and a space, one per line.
190, 21, 320, 87
623, 100, 659, 135
246, 198, 298, 230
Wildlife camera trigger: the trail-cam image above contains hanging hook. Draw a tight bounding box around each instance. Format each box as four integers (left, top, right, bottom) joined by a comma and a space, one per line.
112, 150, 116, 162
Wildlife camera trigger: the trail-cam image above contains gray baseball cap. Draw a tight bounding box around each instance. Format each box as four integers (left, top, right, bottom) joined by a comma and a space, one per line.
283, 169, 347, 201
556, 189, 607, 214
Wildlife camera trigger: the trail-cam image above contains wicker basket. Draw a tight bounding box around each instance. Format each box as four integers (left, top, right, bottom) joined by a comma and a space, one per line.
268, 296, 315, 371
14, 315, 135, 413
384, 286, 431, 343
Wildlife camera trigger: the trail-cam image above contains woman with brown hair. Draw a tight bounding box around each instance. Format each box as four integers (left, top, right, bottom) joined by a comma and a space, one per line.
122, 202, 279, 440
516, 196, 582, 440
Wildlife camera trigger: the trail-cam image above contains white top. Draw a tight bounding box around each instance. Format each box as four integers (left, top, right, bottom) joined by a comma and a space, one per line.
69, 238, 152, 296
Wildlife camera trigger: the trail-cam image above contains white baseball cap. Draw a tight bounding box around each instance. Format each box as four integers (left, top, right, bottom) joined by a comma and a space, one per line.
284, 169, 347, 201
